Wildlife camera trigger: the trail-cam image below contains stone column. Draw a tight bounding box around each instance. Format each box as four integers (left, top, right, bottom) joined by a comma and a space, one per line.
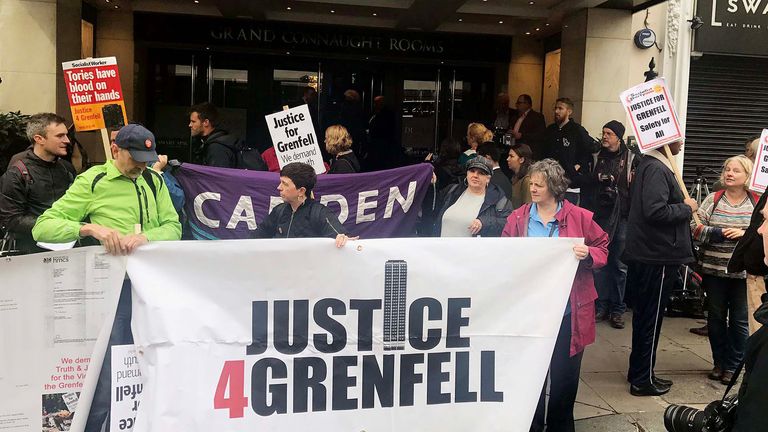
95, 10, 134, 120
507, 38, 545, 112
559, 8, 633, 136
56, 0, 83, 118
0, 0, 57, 113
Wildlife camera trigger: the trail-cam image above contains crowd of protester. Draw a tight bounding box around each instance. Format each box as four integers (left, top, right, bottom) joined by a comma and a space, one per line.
2, 93, 767, 432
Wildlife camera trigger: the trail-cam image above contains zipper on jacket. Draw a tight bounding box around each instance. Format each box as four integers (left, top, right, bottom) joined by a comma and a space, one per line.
141, 185, 150, 223
325, 217, 341, 235
286, 211, 295, 237
132, 179, 144, 228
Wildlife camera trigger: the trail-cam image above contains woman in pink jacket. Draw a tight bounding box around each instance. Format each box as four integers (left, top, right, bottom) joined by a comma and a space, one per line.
502, 158, 609, 432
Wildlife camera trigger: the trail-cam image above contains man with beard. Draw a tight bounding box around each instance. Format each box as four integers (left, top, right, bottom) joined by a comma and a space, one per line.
541, 98, 598, 204
189, 102, 266, 170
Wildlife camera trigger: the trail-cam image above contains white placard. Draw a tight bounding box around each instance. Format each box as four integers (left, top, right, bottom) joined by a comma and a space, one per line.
749, 129, 768, 193
0, 247, 125, 432
620, 78, 684, 153
110, 345, 143, 432
265, 104, 324, 174
127, 238, 580, 432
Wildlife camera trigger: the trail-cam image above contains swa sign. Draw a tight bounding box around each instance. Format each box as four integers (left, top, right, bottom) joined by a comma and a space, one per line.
696, 0, 768, 55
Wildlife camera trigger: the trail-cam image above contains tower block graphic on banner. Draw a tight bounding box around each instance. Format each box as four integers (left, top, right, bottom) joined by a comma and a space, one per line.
383, 260, 407, 351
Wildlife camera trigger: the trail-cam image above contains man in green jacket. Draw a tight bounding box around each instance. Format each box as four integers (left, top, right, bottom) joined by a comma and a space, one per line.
33, 123, 181, 252
33, 123, 180, 432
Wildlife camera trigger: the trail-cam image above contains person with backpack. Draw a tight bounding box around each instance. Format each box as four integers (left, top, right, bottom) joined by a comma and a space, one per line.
189, 102, 267, 170
692, 155, 758, 386
0, 113, 75, 255
252, 162, 351, 247
32, 123, 181, 432
582, 120, 638, 330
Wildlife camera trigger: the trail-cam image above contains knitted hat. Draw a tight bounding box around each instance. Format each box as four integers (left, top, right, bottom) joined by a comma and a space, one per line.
603, 120, 625, 139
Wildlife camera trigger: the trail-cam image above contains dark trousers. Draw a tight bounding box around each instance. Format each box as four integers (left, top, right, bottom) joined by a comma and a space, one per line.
627, 263, 678, 386
530, 314, 583, 432
704, 275, 749, 372
85, 279, 134, 432
595, 219, 628, 315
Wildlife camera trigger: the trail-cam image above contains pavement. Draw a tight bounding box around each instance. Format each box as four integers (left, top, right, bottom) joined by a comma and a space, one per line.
574, 313, 728, 431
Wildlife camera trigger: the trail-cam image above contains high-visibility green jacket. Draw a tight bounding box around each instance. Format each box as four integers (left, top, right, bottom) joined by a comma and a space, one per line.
32, 161, 182, 243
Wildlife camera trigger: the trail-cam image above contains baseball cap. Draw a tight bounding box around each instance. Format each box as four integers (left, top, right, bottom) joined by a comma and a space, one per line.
466, 156, 492, 175
115, 124, 158, 163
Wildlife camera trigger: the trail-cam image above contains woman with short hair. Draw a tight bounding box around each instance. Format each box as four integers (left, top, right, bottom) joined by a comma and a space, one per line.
507, 143, 534, 208
253, 162, 351, 247
693, 155, 757, 385
501, 158, 609, 432
325, 125, 360, 174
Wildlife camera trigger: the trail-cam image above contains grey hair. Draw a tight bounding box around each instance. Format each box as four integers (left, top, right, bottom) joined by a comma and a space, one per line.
529, 159, 570, 202
26, 113, 66, 143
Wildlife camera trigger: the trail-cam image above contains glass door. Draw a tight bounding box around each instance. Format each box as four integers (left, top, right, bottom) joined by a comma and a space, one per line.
400, 69, 439, 159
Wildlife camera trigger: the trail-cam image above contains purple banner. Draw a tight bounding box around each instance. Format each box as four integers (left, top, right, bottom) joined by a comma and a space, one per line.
174, 163, 434, 239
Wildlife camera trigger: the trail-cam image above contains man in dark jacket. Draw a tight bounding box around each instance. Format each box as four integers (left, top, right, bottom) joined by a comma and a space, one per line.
583, 120, 638, 329
0, 113, 75, 254
624, 140, 698, 396
541, 98, 597, 204
189, 102, 266, 170
253, 162, 350, 245
509, 94, 546, 149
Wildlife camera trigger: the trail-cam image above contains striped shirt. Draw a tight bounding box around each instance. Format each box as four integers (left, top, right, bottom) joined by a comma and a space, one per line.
692, 192, 755, 278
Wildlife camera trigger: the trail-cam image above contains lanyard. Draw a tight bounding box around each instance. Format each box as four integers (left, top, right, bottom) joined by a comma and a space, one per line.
548, 222, 557, 238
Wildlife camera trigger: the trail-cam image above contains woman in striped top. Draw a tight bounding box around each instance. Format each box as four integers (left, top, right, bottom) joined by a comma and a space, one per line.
692, 155, 757, 385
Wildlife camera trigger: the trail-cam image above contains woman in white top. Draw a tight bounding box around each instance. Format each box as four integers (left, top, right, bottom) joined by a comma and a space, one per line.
432, 156, 513, 237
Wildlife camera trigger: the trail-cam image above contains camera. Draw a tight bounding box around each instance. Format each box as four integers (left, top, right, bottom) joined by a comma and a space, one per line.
597, 174, 618, 207
664, 396, 738, 432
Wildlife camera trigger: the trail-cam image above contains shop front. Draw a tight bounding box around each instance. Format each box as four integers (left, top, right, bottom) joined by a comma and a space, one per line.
134, 13, 512, 164
684, 0, 768, 184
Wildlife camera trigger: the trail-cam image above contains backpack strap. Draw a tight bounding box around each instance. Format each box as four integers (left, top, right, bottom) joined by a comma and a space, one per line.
141, 169, 162, 201
712, 190, 726, 214
91, 172, 107, 193
748, 191, 760, 206
12, 160, 32, 186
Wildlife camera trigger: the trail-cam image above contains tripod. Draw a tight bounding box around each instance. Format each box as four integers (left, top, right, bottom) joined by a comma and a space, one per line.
689, 166, 711, 206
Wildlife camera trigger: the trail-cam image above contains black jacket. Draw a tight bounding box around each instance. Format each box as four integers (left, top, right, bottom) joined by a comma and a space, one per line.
490, 168, 513, 200
624, 154, 694, 265
510, 109, 546, 149
582, 143, 638, 239
733, 297, 768, 432
0, 149, 75, 253
433, 182, 513, 237
728, 191, 768, 275
252, 199, 346, 239
193, 128, 268, 170
542, 120, 597, 189
328, 152, 361, 174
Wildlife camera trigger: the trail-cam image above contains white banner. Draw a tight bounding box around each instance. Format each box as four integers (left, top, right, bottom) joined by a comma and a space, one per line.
620, 78, 684, 153
127, 238, 580, 431
749, 129, 768, 193
0, 247, 125, 431
265, 104, 324, 173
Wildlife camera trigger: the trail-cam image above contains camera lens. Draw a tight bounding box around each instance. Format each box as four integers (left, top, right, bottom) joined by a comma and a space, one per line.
663, 404, 707, 432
